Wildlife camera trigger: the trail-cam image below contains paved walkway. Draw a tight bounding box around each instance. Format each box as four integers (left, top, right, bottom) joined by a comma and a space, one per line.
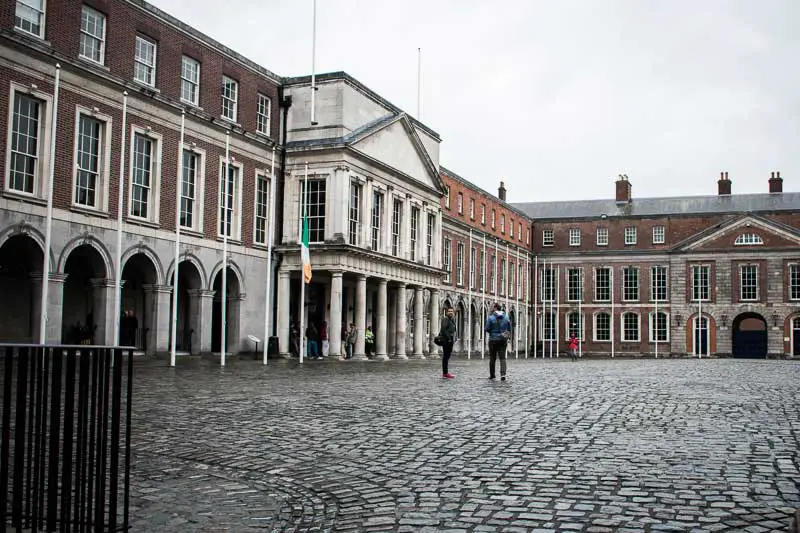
128, 356, 800, 532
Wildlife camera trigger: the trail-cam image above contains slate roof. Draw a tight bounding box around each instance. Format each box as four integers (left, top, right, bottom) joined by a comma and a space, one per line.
512, 192, 800, 220
440, 166, 533, 221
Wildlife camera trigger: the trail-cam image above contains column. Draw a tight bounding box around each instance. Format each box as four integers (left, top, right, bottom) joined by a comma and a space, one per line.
143, 284, 172, 355
227, 294, 244, 353
90, 278, 115, 346
394, 283, 408, 359
329, 271, 343, 357
412, 286, 425, 358
353, 274, 367, 359
428, 289, 440, 356
387, 288, 396, 355
31, 273, 67, 343
277, 270, 291, 356
189, 289, 214, 353
375, 279, 388, 359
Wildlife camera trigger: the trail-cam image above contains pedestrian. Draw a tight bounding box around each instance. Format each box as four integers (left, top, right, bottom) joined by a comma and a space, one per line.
437, 306, 457, 379
306, 322, 320, 359
568, 332, 579, 361
484, 303, 511, 381
365, 326, 375, 357
345, 323, 356, 359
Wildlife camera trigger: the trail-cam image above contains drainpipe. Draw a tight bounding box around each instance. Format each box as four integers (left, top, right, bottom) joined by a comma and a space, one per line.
271, 87, 291, 335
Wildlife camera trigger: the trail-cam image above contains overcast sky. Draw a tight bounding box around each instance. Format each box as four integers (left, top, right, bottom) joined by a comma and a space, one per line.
151, 0, 799, 202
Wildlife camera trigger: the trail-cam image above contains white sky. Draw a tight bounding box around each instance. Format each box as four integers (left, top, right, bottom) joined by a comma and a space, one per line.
149, 0, 800, 202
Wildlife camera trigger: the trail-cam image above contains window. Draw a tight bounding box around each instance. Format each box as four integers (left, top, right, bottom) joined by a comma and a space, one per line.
410, 206, 419, 261
443, 238, 451, 283
509, 262, 515, 297
15, 0, 45, 37
595, 267, 610, 302
456, 243, 464, 285
479, 249, 485, 291
348, 181, 361, 245
180, 149, 200, 230
426, 214, 434, 265
623, 267, 639, 301
300, 179, 326, 243
445, 186, 450, 209
481, 204, 486, 225
735, 233, 763, 245
490, 254, 496, 293
568, 312, 583, 341
370, 190, 383, 251
500, 214, 505, 233
541, 267, 555, 302
596, 227, 608, 246
569, 228, 581, 246
134, 36, 157, 87
542, 311, 555, 341
469, 198, 475, 219
651, 265, 667, 301
624, 226, 637, 245
740, 264, 759, 301
526, 228, 530, 245
130, 131, 156, 219
221, 76, 238, 122
180, 56, 200, 105
499, 258, 506, 295
567, 268, 583, 301
518, 222, 522, 241
691, 265, 710, 301
652, 225, 665, 244
650, 312, 669, 342
80, 6, 106, 64
491, 209, 496, 229
790, 264, 800, 301
218, 161, 241, 238
470, 247, 476, 289
457, 192, 463, 214
542, 229, 554, 247
594, 312, 610, 342
510, 219, 514, 238
73, 111, 111, 209
623, 312, 639, 342
8, 92, 44, 195
391, 200, 402, 256
257, 94, 271, 135
253, 172, 270, 244
517, 263, 523, 296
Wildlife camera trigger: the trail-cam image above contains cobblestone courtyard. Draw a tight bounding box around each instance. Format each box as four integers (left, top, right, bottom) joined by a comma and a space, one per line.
128, 356, 800, 532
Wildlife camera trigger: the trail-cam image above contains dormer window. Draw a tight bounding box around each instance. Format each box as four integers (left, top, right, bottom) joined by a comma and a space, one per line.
735, 233, 763, 245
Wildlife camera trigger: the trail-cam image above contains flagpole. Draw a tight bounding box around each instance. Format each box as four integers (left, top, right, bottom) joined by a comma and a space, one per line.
525, 254, 530, 358
505, 244, 510, 355
221, 131, 230, 366
698, 278, 703, 358
113, 90, 128, 346
533, 255, 538, 358
39, 63, 60, 344
310, 0, 318, 125
611, 265, 615, 358
170, 110, 185, 366
481, 233, 486, 359
467, 229, 472, 360
299, 163, 310, 363
579, 267, 583, 358
416, 47, 422, 119
654, 266, 658, 359
263, 145, 277, 365
515, 245, 520, 359
556, 264, 560, 357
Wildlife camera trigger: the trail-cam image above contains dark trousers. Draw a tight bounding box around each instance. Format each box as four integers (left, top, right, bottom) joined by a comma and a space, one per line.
489, 339, 508, 378
441, 342, 454, 374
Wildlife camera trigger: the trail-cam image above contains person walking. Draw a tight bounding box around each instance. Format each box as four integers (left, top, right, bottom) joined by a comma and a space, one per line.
345, 323, 356, 359
568, 332, 579, 361
306, 322, 320, 359
438, 306, 457, 379
485, 303, 511, 381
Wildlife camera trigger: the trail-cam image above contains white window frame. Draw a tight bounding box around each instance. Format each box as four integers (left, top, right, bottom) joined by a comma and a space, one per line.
624, 226, 637, 245
469, 198, 475, 219
257, 94, 272, 136
443, 237, 451, 283
594, 267, 611, 302
71, 106, 112, 212
542, 229, 554, 247
735, 233, 764, 246
481, 204, 486, 224
133, 35, 157, 87
499, 258, 506, 295
79, 5, 106, 65
509, 261, 515, 298
541, 310, 556, 341
444, 186, 450, 209
500, 214, 505, 233
217, 157, 243, 240
128, 126, 162, 223
491, 209, 496, 229
15, 0, 46, 39
470, 246, 476, 289
221, 76, 239, 122
596, 227, 608, 246
594, 312, 611, 342
622, 266, 639, 302
410, 205, 420, 261
5, 83, 53, 199
517, 262, 523, 296
650, 265, 667, 302
790, 264, 800, 301
691, 264, 711, 302
567, 267, 583, 302
426, 213, 434, 265
391, 198, 401, 256
518, 222, 522, 241
739, 264, 759, 301
567, 311, 584, 341
649, 312, 670, 343
622, 312, 640, 342
180, 56, 200, 106
510, 219, 514, 238
299, 177, 327, 244
490, 254, 496, 294
526, 228, 530, 245
456, 242, 464, 286
569, 228, 581, 246
348, 180, 361, 246
370, 190, 383, 252
176, 145, 205, 233
253, 170, 271, 245
652, 225, 665, 244
457, 192, 463, 214
541, 267, 555, 302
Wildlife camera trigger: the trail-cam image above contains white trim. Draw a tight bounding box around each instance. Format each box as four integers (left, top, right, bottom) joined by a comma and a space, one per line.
690, 264, 711, 302
624, 226, 637, 245
176, 144, 206, 233
133, 35, 157, 87
596, 227, 609, 246
221, 76, 239, 122
652, 225, 665, 244
739, 263, 760, 302
648, 311, 670, 343
256, 93, 271, 136
621, 311, 640, 342
78, 5, 106, 66
180, 55, 201, 106
565, 310, 584, 341
542, 228, 554, 246
568, 228, 581, 246
734, 233, 763, 246
217, 156, 243, 240
253, 169, 271, 245
622, 265, 640, 302
5, 81, 53, 200
71, 105, 112, 213
593, 310, 611, 342
14, 0, 47, 39
127, 124, 163, 224
789, 263, 800, 301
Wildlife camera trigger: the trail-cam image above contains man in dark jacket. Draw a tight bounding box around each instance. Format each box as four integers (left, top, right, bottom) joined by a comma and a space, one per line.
484, 303, 512, 381
438, 306, 457, 379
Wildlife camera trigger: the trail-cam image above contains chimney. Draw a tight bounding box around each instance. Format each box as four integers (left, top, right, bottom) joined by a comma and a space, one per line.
718, 171, 731, 195
769, 171, 783, 193
498, 180, 507, 201
615, 174, 631, 204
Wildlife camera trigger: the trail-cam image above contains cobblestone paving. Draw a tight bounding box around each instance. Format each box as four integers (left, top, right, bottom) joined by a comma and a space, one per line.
128, 356, 800, 532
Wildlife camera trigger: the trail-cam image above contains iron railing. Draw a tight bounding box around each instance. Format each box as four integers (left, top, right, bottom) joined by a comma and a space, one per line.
1, 345, 133, 532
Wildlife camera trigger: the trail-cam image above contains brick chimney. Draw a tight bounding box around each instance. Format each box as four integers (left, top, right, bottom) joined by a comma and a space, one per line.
769, 171, 783, 193
498, 180, 506, 201
615, 174, 631, 204
718, 171, 731, 195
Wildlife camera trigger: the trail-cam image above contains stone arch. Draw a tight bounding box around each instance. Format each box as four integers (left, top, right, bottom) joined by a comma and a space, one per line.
685, 312, 717, 356
208, 259, 245, 296
0, 232, 46, 342
165, 253, 207, 291
731, 312, 767, 359
58, 234, 113, 278
121, 244, 165, 286
0, 221, 55, 272
210, 264, 245, 353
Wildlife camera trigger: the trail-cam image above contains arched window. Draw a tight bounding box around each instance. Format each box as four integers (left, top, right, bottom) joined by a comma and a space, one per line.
735, 233, 763, 245
622, 312, 639, 342
650, 312, 669, 342
567, 311, 583, 340
594, 312, 610, 341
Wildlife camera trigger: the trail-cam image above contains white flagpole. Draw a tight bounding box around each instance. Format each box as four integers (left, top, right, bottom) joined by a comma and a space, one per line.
495, 238, 499, 296
467, 229, 472, 360
170, 110, 185, 366
549, 260, 553, 358
654, 266, 658, 359
221, 131, 230, 366
579, 267, 583, 358
525, 254, 529, 358
515, 246, 520, 359
113, 91, 128, 346
300, 162, 309, 364
310, 0, 318, 125
263, 145, 277, 365
39, 63, 60, 344
611, 266, 615, 358
698, 280, 703, 358
505, 244, 510, 355
481, 233, 486, 359
417, 47, 422, 119
533, 255, 538, 358
556, 264, 560, 357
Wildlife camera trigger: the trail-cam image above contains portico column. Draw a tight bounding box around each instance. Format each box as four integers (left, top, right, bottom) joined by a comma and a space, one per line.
143, 284, 172, 355
189, 289, 214, 353
31, 272, 67, 344
412, 286, 426, 358
277, 269, 291, 356
394, 283, 408, 359
90, 278, 115, 346
227, 294, 244, 354
429, 289, 440, 356
353, 274, 367, 359
375, 279, 389, 359
329, 271, 343, 358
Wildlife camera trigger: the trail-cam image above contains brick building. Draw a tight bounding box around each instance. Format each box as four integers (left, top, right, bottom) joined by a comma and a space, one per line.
514, 173, 800, 358
439, 167, 534, 356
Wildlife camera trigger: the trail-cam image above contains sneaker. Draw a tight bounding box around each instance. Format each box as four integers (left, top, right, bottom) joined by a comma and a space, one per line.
501, 376, 506, 381
443, 373, 455, 379
489, 376, 496, 380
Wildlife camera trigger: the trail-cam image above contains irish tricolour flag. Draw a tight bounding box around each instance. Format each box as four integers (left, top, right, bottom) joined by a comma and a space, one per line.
301, 216, 312, 284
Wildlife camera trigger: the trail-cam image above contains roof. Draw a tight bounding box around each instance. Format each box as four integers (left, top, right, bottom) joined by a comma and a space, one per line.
440, 166, 533, 222
512, 192, 800, 220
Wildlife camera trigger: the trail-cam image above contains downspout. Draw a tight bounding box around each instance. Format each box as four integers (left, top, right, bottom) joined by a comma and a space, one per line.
271, 87, 292, 335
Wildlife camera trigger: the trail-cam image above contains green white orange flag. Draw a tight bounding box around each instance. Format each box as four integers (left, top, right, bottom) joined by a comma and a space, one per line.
301, 216, 312, 284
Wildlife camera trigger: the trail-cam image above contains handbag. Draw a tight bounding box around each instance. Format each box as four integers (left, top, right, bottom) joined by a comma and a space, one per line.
434, 334, 445, 346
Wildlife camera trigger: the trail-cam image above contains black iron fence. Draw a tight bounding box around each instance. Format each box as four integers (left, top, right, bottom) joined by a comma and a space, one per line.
1, 345, 133, 532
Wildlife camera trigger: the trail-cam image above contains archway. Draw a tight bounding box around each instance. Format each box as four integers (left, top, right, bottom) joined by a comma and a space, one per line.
470, 302, 481, 351
732, 313, 767, 359
168, 260, 204, 353
0, 234, 43, 342
63, 244, 109, 344
211, 267, 242, 353
509, 309, 517, 349
456, 300, 466, 351
120, 253, 158, 351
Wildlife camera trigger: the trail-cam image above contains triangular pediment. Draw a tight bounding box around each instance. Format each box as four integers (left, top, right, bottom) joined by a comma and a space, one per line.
677, 215, 800, 252
349, 116, 442, 192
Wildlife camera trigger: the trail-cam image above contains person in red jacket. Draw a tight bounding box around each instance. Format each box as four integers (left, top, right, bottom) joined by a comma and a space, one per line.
568, 332, 579, 361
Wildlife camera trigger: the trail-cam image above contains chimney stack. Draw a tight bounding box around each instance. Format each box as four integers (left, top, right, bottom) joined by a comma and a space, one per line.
615, 174, 631, 204
769, 171, 783, 193
718, 171, 731, 195
498, 180, 506, 201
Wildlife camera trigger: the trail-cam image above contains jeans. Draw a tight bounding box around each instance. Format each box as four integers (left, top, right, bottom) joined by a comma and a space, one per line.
488, 339, 507, 378
307, 340, 319, 358
441, 342, 454, 374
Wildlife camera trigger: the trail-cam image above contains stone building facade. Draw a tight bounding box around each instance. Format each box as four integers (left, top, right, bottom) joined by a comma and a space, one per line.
514, 173, 800, 358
